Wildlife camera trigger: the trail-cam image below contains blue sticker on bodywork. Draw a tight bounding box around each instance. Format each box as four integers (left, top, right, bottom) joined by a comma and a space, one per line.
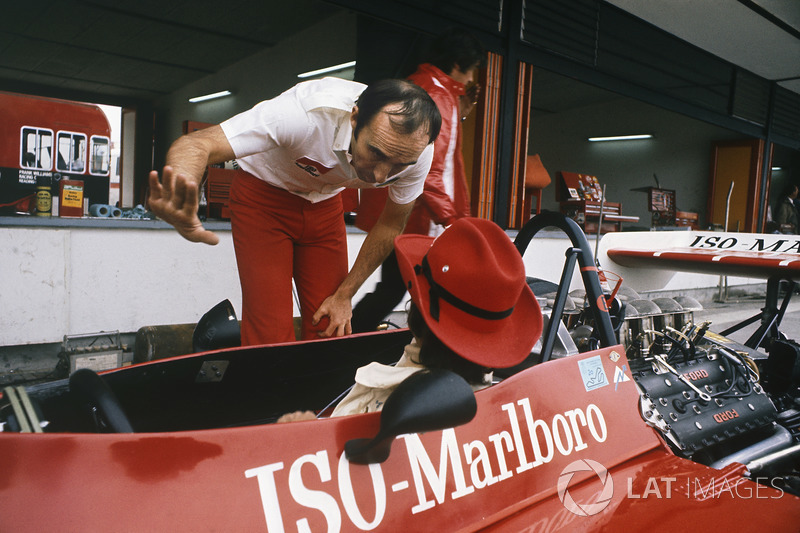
579, 355, 609, 392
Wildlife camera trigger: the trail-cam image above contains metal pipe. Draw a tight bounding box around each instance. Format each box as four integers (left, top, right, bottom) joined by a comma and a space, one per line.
724, 181, 734, 231
718, 182, 735, 302
89, 204, 111, 217
540, 248, 580, 362
709, 424, 793, 470
746, 442, 800, 475
594, 184, 606, 265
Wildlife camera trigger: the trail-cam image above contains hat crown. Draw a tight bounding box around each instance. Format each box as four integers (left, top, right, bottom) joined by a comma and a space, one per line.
394, 217, 542, 369
425, 219, 525, 316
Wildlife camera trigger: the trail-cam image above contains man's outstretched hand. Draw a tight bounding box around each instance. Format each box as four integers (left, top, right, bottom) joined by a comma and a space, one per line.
312, 292, 353, 338
148, 166, 219, 245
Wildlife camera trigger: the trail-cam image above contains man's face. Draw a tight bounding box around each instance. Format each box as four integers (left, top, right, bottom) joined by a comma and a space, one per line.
449, 63, 479, 86
349, 104, 430, 185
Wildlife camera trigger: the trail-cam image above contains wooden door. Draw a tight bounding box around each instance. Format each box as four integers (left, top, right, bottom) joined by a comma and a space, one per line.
708, 139, 766, 232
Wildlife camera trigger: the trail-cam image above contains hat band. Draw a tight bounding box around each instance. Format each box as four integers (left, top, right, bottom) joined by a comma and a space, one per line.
415, 256, 515, 322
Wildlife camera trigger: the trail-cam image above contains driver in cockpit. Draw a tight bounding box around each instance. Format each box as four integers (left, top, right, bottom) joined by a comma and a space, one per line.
278, 217, 542, 422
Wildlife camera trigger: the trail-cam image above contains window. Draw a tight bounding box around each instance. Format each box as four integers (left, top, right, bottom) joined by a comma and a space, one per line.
20, 127, 53, 170
56, 131, 87, 173
89, 135, 111, 176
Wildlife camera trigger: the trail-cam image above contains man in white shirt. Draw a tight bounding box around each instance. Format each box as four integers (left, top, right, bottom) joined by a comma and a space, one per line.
148, 78, 440, 345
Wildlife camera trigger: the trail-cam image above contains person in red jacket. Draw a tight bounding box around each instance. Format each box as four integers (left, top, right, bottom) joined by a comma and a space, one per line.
352, 28, 485, 333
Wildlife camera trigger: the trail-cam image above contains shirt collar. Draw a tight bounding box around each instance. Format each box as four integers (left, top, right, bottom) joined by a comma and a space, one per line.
416, 63, 466, 97
333, 110, 353, 158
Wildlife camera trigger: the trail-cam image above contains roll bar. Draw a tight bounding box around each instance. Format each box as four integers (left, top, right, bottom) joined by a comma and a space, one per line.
514, 211, 617, 351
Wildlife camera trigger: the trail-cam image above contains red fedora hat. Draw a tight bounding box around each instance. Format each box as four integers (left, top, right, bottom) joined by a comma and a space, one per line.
395, 218, 542, 368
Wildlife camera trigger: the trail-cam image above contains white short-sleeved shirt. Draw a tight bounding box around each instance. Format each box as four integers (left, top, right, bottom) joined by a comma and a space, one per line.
220, 77, 434, 204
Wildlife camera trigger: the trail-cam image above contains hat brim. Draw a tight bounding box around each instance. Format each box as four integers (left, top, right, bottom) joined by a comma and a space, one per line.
395, 234, 543, 368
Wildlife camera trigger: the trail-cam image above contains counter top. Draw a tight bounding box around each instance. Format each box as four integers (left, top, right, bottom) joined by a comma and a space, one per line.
0, 215, 571, 238
0, 216, 375, 234
0, 215, 233, 231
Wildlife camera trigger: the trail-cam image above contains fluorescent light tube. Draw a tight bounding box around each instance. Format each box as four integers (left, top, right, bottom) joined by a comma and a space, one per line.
298, 61, 356, 79
189, 90, 232, 103
588, 134, 653, 142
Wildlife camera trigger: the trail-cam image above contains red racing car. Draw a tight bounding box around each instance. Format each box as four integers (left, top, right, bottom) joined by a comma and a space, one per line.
1, 213, 798, 531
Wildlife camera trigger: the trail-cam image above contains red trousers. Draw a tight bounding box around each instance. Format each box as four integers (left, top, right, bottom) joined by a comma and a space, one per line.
229, 172, 348, 345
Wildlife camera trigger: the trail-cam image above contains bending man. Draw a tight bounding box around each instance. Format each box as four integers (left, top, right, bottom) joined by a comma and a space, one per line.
148, 78, 441, 345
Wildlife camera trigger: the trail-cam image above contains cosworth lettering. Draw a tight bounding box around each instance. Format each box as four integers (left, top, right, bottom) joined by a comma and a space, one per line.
689, 235, 800, 254
245, 401, 608, 532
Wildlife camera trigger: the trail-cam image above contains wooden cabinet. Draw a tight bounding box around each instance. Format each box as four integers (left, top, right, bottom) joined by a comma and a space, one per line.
559, 199, 639, 233
183, 120, 239, 221
556, 171, 639, 233
205, 167, 245, 220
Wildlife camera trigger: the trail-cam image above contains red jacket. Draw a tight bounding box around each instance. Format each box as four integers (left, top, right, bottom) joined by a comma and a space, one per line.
355, 63, 471, 235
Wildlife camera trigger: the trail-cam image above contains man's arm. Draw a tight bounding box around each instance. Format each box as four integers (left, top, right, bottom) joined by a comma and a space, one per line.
313, 197, 414, 337
147, 125, 235, 245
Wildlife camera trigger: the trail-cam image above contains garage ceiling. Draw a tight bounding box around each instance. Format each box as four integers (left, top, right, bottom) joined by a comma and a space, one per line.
0, 0, 342, 103
607, 0, 800, 95
0, 0, 798, 105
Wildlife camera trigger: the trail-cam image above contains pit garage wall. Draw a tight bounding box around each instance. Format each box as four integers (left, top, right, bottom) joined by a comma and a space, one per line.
0, 224, 761, 346
0, 225, 241, 346
0, 224, 389, 346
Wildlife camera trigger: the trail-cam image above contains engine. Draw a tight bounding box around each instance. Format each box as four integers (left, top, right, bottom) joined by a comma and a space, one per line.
634, 343, 777, 455
548, 289, 800, 497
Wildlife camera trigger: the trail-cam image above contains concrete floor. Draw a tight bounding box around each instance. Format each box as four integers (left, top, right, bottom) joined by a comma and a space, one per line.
694, 292, 800, 347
